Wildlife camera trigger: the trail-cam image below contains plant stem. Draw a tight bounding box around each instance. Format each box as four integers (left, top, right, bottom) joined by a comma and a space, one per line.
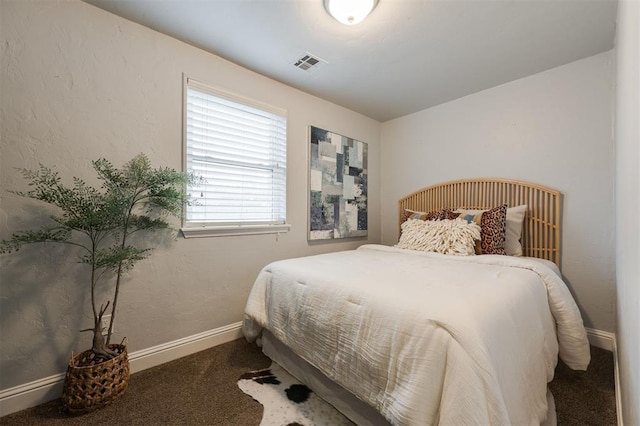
90, 233, 98, 321
106, 184, 143, 344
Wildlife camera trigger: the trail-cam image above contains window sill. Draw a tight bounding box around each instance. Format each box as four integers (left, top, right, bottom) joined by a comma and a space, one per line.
181, 223, 291, 239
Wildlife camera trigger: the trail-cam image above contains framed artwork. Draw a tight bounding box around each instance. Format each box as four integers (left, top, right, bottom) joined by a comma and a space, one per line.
308, 126, 368, 240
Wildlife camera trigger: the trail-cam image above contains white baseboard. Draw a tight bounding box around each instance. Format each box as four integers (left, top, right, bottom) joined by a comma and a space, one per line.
586, 327, 615, 351
128, 321, 243, 373
612, 336, 623, 426
584, 328, 622, 426
0, 321, 243, 417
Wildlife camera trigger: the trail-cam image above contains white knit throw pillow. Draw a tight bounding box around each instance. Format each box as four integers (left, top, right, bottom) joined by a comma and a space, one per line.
396, 218, 481, 256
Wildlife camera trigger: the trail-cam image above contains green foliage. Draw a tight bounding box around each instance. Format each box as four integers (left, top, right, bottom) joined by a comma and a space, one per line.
0, 228, 71, 254
0, 154, 197, 358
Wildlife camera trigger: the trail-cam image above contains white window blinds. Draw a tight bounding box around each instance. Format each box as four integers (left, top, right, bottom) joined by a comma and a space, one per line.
184, 80, 287, 228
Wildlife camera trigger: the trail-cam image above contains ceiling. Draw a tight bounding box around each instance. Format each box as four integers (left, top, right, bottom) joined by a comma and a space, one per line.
84, 0, 618, 122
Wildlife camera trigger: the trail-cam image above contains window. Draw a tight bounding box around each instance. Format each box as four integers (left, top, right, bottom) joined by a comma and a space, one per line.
182, 78, 289, 238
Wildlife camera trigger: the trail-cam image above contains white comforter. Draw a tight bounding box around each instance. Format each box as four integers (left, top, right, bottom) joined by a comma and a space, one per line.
242, 244, 590, 426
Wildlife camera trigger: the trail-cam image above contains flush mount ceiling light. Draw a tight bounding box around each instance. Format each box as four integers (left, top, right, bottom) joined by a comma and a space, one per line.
324, 0, 379, 25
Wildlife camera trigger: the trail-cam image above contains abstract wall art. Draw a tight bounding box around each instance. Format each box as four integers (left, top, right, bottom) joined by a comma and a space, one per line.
308, 126, 368, 240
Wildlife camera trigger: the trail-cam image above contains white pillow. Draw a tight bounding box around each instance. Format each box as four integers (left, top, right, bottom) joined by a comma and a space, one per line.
455, 205, 527, 256
396, 218, 481, 256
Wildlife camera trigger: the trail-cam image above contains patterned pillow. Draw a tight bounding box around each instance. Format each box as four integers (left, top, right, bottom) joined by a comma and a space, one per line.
433, 209, 461, 220
402, 208, 459, 223
396, 217, 481, 255
456, 205, 526, 256
457, 204, 508, 255
402, 209, 428, 222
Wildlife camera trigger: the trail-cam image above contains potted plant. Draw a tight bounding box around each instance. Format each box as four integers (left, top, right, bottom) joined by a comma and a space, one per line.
0, 154, 196, 413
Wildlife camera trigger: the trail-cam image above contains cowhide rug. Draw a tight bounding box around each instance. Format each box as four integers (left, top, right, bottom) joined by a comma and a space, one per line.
238, 363, 354, 426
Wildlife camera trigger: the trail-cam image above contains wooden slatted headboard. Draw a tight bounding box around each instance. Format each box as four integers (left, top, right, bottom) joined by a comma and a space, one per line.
398, 178, 562, 266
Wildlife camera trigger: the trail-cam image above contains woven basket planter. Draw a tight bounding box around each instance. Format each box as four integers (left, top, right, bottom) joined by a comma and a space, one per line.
61, 343, 130, 414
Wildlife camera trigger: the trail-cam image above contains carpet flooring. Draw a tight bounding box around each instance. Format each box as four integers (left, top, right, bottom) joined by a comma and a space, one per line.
1, 339, 616, 425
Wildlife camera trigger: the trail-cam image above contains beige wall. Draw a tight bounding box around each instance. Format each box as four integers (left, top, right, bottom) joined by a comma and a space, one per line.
1, 0, 630, 416
614, 1, 640, 423
0, 0, 381, 390
381, 51, 616, 333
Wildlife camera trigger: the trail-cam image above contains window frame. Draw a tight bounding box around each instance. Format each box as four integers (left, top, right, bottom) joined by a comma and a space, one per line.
181, 76, 290, 238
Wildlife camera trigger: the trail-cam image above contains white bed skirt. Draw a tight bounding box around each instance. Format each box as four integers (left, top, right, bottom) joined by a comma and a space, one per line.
260, 330, 557, 426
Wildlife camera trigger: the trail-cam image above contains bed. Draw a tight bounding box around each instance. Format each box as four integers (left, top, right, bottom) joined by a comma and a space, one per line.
242, 178, 590, 426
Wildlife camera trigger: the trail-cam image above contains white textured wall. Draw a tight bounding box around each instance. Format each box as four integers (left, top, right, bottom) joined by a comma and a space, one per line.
614, 1, 640, 424
0, 0, 381, 390
381, 52, 615, 332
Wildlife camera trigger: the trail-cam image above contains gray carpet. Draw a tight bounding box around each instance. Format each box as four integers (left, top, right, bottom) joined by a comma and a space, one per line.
0, 340, 616, 425
549, 345, 617, 425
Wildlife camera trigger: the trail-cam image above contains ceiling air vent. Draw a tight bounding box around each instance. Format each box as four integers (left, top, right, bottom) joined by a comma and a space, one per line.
293, 53, 327, 72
